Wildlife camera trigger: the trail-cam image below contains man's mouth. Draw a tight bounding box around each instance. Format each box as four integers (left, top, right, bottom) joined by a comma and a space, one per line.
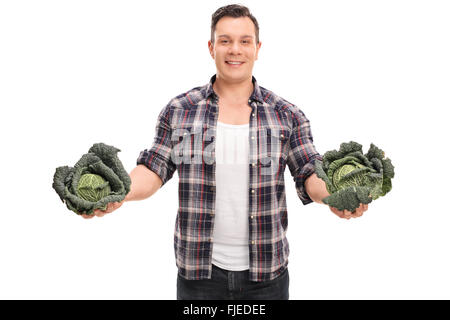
226, 61, 244, 66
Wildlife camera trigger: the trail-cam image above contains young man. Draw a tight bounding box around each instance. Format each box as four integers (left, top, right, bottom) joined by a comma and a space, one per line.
81, 4, 368, 300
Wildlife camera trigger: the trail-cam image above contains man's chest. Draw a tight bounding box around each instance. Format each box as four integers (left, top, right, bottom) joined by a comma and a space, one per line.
169, 100, 292, 175
217, 101, 252, 125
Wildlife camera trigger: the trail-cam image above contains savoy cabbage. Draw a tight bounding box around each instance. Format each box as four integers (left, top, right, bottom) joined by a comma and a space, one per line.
52, 143, 131, 215
314, 141, 395, 212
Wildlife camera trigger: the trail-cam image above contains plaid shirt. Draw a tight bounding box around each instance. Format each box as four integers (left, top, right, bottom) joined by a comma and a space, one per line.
137, 74, 322, 282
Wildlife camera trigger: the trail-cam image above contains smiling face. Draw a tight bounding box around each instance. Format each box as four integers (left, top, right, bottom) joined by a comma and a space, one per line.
208, 16, 262, 84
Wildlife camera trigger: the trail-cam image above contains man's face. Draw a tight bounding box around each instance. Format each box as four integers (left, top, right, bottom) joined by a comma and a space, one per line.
208, 16, 261, 83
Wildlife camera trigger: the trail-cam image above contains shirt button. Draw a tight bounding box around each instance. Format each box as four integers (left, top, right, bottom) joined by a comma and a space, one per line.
251, 136, 255, 140
280, 133, 284, 138
248, 99, 252, 103
251, 240, 255, 245
251, 189, 255, 193
252, 113, 255, 117
252, 163, 256, 167
250, 215, 254, 219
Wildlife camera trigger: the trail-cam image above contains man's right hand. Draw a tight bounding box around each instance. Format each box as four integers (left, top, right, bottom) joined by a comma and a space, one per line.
80, 200, 125, 219
78, 165, 163, 219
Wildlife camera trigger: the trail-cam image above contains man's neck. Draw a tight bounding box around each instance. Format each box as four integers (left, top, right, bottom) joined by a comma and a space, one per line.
212, 75, 254, 105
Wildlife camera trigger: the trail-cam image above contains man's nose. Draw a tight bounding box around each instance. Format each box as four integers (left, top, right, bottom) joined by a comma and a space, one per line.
228, 41, 241, 55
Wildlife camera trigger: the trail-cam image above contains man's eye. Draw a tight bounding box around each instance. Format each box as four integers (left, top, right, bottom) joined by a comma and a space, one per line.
221, 40, 228, 43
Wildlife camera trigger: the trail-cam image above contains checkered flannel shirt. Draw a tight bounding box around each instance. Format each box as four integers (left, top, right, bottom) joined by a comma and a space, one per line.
137, 74, 322, 282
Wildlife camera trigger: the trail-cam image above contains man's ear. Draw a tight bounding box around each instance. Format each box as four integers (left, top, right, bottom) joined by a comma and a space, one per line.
255, 41, 262, 60
208, 40, 215, 59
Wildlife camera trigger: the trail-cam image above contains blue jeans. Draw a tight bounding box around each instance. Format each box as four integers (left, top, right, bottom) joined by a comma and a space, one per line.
177, 264, 289, 300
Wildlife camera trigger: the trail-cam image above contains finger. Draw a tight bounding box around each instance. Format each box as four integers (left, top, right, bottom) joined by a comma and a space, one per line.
340, 211, 350, 219
341, 210, 351, 220
102, 202, 120, 214
353, 210, 363, 218
105, 202, 116, 213
330, 206, 345, 218
81, 213, 94, 219
112, 201, 123, 210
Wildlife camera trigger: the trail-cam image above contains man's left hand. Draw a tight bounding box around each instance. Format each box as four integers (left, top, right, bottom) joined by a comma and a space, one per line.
329, 203, 368, 219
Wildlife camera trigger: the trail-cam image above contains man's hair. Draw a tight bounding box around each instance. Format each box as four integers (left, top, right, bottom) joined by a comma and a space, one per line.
210, 4, 260, 45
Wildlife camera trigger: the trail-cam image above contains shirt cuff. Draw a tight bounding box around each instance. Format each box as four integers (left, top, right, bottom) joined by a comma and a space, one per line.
295, 155, 323, 205
136, 149, 173, 187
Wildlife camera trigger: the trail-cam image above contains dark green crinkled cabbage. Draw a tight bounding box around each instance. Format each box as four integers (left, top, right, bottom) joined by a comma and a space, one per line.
314, 141, 394, 212
52, 143, 131, 215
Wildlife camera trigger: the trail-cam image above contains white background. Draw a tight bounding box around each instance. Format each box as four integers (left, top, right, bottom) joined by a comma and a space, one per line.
1, 0, 449, 299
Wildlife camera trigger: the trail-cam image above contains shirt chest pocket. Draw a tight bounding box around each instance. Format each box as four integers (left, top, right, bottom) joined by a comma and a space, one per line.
258, 126, 290, 168
171, 124, 213, 165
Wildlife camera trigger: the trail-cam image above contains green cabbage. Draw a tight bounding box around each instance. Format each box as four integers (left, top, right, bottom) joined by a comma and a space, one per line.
77, 173, 111, 204
315, 141, 395, 212
52, 143, 131, 215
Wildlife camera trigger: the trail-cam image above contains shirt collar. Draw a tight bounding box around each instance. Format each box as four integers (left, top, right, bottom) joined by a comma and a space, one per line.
203, 74, 265, 104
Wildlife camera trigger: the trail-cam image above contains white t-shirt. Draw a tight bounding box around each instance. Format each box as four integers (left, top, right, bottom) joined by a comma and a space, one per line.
212, 121, 250, 271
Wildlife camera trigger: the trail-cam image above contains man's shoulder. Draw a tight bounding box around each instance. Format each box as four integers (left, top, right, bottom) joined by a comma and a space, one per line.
165, 83, 208, 111
259, 85, 305, 116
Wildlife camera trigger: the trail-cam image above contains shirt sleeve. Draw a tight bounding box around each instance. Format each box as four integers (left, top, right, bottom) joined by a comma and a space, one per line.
286, 106, 323, 205
136, 103, 176, 187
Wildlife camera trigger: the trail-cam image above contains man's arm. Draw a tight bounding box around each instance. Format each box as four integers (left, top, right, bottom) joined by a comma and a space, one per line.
304, 173, 329, 204
125, 165, 163, 201
305, 173, 368, 219
82, 103, 176, 220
